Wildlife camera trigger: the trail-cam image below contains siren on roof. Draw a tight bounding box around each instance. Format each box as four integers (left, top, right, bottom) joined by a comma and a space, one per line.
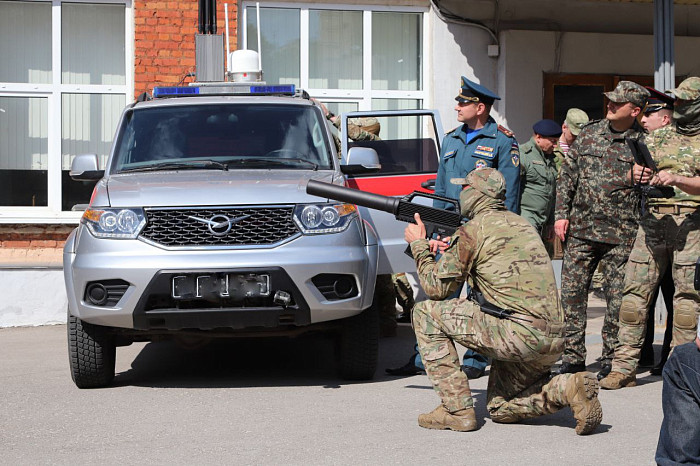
227, 50, 263, 83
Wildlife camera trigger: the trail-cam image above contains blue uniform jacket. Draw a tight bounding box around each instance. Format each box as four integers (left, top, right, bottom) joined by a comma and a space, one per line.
433, 117, 521, 214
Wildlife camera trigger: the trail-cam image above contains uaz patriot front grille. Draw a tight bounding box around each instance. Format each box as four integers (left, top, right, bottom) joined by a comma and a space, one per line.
140, 206, 299, 247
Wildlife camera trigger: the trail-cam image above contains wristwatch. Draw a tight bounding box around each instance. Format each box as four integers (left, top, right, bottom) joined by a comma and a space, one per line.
326, 111, 335, 120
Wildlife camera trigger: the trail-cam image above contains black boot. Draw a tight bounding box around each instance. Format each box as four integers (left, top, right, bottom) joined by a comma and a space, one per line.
597, 363, 612, 381
386, 356, 424, 376
553, 361, 587, 375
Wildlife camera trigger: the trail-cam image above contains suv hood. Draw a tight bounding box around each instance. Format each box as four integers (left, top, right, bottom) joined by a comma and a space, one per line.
103, 171, 339, 207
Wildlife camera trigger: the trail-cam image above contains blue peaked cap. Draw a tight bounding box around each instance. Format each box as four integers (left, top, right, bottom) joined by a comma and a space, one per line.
455, 76, 500, 105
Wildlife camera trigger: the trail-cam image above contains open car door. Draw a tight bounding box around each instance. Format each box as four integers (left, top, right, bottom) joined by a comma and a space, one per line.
339, 110, 444, 275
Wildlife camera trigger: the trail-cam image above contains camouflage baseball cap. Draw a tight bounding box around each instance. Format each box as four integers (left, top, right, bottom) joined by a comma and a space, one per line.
450, 167, 506, 200
668, 77, 700, 101
603, 81, 650, 108
564, 108, 589, 136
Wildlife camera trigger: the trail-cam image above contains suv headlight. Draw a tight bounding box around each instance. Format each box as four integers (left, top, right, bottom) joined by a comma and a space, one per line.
82, 208, 146, 239
293, 203, 357, 234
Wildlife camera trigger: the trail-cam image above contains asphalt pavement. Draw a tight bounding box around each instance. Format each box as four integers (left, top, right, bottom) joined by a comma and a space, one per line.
1, 294, 664, 465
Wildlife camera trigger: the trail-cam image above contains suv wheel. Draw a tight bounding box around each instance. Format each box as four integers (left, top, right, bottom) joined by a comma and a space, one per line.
68, 312, 116, 388
338, 304, 379, 380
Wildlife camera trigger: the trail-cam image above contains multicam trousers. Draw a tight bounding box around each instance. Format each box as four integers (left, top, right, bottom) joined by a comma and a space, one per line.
413, 298, 573, 421
560, 236, 633, 365
612, 211, 700, 376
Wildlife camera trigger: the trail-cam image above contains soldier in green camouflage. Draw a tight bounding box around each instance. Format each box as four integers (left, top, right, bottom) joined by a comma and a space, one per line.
601, 77, 700, 390
553, 81, 649, 379
406, 168, 602, 434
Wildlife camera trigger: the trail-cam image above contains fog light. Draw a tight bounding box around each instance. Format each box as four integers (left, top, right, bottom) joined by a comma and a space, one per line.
333, 277, 355, 298
86, 283, 108, 305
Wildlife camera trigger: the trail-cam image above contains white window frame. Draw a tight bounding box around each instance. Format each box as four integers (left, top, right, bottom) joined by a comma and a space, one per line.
240, 2, 430, 111
0, 0, 134, 224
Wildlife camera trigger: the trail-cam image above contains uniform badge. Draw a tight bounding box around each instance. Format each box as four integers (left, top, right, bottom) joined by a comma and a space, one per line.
474, 145, 495, 158
512, 154, 519, 167
444, 150, 457, 159
475, 160, 487, 169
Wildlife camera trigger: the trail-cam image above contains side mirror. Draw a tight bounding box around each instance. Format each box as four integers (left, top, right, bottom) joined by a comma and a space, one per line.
340, 147, 381, 175
70, 154, 104, 181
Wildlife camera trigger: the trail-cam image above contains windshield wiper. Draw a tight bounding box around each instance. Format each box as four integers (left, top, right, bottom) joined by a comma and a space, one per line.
227, 157, 318, 170
120, 160, 229, 173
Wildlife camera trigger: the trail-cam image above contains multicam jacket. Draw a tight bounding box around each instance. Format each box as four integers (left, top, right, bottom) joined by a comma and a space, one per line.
646, 124, 700, 207
410, 203, 562, 322
554, 119, 644, 245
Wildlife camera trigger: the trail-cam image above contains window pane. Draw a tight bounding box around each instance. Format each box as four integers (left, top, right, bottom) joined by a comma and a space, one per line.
62, 3, 126, 85
348, 113, 439, 177
61, 93, 125, 211
246, 7, 300, 86
371, 99, 422, 139
309, 10, 362, 90
0, 96, 48, 206
372, 12, 421, 91
0, 1, 51, 84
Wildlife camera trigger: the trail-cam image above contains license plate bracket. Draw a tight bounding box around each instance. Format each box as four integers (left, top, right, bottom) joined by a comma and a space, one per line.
172, 273, 270, 300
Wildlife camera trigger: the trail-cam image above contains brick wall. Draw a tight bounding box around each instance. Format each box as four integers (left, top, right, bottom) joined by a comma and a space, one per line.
134, 0, 238, 98
0, 225, 74, 267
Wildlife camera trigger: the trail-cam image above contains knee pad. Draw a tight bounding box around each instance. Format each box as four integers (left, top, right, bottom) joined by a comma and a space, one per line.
619, 299, 642, 325
673, 304, 697, 330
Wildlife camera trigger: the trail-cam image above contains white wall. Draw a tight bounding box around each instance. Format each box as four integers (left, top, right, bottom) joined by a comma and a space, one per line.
430, 14, 700, 145
500, 30, 700, 141
429, 12, 503, 131
0, 269, 67, 327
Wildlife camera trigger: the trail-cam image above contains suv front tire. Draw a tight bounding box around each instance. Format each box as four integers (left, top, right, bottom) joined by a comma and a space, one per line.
68, 312, 116, 388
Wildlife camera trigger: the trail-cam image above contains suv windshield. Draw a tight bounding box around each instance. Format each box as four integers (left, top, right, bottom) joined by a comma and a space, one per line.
111, 103, 333, 172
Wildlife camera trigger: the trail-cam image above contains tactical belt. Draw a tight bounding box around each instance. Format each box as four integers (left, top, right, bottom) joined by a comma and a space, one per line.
650, 205, 698, 215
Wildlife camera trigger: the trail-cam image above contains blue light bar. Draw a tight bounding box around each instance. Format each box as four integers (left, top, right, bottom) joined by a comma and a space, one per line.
153, 86, 200, 98
250, 85, 296, 95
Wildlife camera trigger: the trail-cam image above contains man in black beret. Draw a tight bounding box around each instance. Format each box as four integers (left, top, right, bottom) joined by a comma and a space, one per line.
519, 119, 562, 235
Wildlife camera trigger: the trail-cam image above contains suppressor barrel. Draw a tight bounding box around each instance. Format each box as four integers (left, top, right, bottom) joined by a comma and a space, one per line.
306, 179, 399, 214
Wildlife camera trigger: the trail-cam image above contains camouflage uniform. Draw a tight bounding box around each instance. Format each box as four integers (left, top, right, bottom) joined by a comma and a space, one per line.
412, 169, 600, 426
555, 107, 646, 366
608, 78, 700, 378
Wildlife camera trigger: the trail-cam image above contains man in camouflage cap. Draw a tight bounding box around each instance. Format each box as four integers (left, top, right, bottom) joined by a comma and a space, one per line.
554, 81, 649, 380
405, 167, 602, 434
601, 76, 700, 390
553, 108, 589, 173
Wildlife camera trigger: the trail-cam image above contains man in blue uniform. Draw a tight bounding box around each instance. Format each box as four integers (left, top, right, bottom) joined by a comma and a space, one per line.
387, 77, 521, 378
434, 76, 521, 213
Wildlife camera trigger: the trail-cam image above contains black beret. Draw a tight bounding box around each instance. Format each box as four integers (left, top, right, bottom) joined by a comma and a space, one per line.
533, 119, 562, 137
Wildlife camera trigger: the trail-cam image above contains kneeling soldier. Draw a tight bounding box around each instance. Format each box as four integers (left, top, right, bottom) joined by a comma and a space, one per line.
406, 168, 602, 434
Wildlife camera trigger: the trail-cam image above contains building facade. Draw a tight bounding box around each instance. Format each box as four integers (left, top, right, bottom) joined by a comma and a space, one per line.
1, 0, 699, 325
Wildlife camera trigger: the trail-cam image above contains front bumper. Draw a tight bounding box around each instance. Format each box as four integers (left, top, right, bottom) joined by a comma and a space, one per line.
64, 220, 377, 330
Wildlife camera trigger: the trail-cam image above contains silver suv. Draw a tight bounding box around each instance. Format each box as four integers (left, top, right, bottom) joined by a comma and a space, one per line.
64, 84, 384, 388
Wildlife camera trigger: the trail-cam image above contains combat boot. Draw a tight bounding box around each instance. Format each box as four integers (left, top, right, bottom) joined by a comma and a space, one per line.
600, 371, 637, 390
417, 405, 478, 432
565, 372, 603, 435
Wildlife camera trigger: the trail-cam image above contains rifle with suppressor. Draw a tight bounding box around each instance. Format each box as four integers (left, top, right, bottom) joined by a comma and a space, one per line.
624, 137, 675, 214
305, 180, 465, 253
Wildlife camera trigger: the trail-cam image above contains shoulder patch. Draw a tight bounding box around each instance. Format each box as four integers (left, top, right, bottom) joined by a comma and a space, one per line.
512, 154, 519, 167
498, 125, 515, 138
